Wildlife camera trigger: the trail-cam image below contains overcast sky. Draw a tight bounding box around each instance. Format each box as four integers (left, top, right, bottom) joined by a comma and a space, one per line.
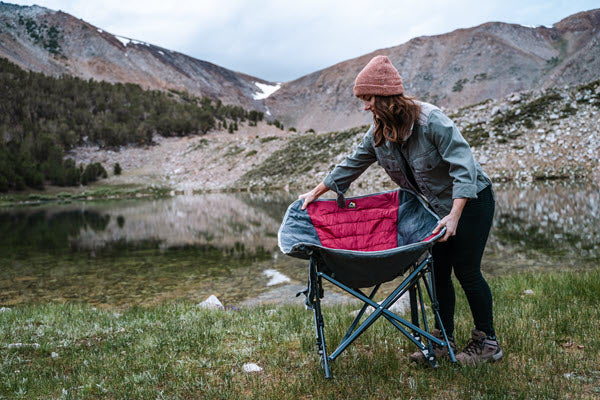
8, 0, 600, 82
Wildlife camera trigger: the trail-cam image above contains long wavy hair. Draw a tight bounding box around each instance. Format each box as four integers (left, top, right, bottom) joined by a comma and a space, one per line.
370, 94, 421, 146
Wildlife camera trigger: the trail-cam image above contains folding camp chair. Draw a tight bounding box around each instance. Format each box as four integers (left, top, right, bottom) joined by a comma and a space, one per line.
278, 189, 457, 378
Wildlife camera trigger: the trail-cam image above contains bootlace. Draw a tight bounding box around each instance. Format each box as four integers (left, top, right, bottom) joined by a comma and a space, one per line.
462, 337, 484, 356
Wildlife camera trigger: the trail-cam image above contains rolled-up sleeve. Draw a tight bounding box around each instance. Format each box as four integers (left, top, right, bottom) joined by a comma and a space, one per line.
427, 111, 478, 199
323, 125, 377, 194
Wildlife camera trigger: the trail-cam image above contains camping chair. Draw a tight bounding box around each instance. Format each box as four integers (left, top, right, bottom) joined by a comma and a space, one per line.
278, 189, 457, 378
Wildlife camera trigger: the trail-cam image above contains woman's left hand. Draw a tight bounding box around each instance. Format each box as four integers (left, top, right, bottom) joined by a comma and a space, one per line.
432, 213, 460, 242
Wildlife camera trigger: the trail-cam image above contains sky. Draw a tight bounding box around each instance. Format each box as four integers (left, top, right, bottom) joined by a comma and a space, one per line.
7, 0, 600, 82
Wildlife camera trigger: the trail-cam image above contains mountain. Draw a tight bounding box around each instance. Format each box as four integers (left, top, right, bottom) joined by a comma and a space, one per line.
265, 9, 600, 132
68, 78, 600, 191
1, 3, 599, 134
0, 2, 272, 111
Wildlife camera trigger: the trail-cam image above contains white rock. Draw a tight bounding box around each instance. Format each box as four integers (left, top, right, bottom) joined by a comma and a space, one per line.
350, 292, 410, 317
508, 93, 522, 103
263, 269, 291, 286
243, 363, 263, 373
51, 352, 59, 359
523, 289, 534, 295
198, 295, 224, 309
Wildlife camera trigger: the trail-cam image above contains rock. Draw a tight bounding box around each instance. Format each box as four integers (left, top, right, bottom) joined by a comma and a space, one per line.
243, 363, 263, 373
523, 289, 534, 295
507, 93, 522, 103
350, 292, 410, 317
198, 295, 224, 309
263, 269, 291, 286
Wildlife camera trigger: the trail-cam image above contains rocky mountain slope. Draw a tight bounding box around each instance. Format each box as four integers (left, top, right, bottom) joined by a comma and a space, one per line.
70, 79, 600, 193
0, 2, 272, 111
265, 9, 600, 132
1, 2, 599, 138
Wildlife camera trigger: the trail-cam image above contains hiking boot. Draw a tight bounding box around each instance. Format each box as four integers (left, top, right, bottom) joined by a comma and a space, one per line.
455, 329, 503, 366
409, 329, 456, 364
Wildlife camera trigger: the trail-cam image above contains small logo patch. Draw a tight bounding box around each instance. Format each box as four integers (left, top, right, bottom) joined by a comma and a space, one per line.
348, 201, 356, 209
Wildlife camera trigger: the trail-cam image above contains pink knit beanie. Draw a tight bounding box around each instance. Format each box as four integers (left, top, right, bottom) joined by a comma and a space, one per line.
353, 55, 404, 97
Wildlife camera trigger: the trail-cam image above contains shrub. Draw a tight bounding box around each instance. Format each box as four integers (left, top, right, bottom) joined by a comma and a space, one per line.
81, 162, 107, 185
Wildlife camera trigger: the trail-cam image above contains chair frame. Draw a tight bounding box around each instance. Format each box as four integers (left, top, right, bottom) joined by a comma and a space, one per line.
303, 252, 457, 378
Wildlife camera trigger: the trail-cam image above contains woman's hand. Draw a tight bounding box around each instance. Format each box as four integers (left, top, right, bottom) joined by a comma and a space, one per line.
432, 213, 460, 242
432, 198, 467, 242
299, 182, 329, 210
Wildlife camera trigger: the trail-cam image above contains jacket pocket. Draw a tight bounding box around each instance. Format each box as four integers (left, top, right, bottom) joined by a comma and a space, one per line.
379, 157, 403, 172
411, 149, 451, 194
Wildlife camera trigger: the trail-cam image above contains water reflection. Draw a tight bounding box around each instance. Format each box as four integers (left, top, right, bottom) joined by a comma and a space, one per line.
0, 183, 597, 307
486, 181, 599, 273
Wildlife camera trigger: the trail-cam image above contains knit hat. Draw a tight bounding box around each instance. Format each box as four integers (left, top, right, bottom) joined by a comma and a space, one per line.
353, 55, 404, 97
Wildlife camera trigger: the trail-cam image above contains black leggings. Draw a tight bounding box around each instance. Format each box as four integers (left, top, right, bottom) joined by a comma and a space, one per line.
432, 185, 495, 338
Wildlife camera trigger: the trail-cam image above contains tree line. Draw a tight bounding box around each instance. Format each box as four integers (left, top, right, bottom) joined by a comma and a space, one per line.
0, 58, 264, 191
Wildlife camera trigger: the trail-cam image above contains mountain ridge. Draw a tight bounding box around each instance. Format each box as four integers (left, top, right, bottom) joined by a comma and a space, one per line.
265, 8, 600, 132
1, 2, 599, 133
0, 2, 273, 112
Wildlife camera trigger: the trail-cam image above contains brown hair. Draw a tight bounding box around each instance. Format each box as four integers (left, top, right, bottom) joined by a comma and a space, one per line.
370, 95, 421, 146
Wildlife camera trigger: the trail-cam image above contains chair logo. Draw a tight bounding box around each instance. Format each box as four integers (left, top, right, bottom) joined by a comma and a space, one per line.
348, 201, 356, 209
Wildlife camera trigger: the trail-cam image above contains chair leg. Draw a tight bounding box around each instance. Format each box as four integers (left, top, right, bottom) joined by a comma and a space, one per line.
425, 257, 457, 363
308, 256, 332, 378
415, 275, 439, 368
313, 296, 331, 378
415, 257, 457, 364
409, 284, 420, 340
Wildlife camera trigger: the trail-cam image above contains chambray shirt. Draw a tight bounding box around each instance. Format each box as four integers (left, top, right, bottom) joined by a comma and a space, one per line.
323, 101, 492, 217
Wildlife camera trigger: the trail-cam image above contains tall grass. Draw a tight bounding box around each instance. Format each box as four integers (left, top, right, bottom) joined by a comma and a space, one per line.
1, 269, 599, 399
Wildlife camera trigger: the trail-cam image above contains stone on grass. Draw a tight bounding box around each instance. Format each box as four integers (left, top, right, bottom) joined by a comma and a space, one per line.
350, 292, 410, 317
243, 363, 263, 373
263, 269, 291, 286
199, 295, 224, 309
523, 289, 534, 295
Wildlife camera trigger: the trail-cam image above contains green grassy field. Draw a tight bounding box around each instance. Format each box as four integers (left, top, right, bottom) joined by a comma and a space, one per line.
1, 269, 599, 399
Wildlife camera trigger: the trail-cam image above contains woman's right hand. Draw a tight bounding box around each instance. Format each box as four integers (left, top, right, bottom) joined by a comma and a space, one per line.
299, 182, 329, 210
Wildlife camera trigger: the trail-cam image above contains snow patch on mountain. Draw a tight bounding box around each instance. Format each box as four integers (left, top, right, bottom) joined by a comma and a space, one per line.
253, 82, 281, 100
115, 36, 130, 47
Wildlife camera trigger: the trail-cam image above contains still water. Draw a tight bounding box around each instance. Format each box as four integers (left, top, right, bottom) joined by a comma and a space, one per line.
1, 182, 598, 307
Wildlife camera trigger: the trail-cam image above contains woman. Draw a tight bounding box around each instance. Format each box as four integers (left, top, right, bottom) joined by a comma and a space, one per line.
299, 55, 502, 366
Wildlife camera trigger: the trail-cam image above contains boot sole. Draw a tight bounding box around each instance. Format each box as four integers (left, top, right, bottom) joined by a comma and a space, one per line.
457, 349, 503, 366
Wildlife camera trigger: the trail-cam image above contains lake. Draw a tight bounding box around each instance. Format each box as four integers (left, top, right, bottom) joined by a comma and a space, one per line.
1, 182, 598, 307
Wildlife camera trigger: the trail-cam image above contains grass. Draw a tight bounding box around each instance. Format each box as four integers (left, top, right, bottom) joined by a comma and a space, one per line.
0, 185, 172, 208
491, 91, 563, 128
460, 122, 489, 147
1, 268, 599, 399
239, 126, 368, 188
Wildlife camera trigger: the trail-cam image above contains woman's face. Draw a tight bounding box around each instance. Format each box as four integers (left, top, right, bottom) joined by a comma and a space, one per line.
360, 95, 377, 117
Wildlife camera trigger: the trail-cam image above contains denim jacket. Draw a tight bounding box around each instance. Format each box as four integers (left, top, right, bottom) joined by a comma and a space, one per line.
323, 101, 491, 216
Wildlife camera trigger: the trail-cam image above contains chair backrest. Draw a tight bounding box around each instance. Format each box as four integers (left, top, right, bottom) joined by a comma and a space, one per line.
307, 191, 399, 251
